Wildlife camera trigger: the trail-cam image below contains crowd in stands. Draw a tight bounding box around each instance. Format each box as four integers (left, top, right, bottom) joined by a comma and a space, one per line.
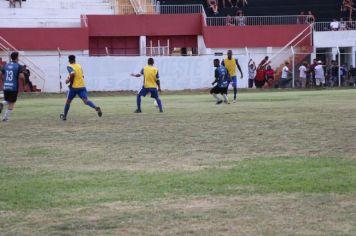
247, 56, 356, 89
207, 0, 248, 17
7, 0, 22, 8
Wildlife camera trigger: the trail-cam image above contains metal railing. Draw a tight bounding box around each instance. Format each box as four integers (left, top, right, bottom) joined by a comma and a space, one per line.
115, 4, 203, 15
206, 15, 313, 26
0, 36, 47, 91
314, 21, 356, 31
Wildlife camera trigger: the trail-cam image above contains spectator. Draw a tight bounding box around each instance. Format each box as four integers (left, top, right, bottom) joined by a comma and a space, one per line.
279, 61, 292, 88
226, 15, 235, 26
329, 60, 339, 86
0, 57, 6, 71
330, 18, 340, 31
9, 0, 16, 8
348, 65, 356, 86
22, 65, 34, 92
314, 60, 326, 87
341, 0, 355, 21
237, 0, 248, 8
306, 11, 315, 24
255, 67, 266, 88
208, 0, 219, 15
236, 10, 246, 26
258, 56, 269, 69
155, 1, 160, 14
248, 59, 256, 88
340, 64, 348, 86
222, 0, 233, 8
339, 18, 347, 30
297, 11, 307, 24
265, 65, 275, 88
297, 61, 308, 88
308, 58, 317, 88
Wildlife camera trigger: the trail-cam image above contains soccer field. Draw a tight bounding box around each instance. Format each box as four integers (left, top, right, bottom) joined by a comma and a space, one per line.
1, 89, 356, 235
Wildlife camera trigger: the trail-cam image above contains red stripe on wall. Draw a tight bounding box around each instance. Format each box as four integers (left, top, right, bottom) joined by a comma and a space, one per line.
87, 14, 203, 37
0, 28, 88, 50
202, 25, 311, 48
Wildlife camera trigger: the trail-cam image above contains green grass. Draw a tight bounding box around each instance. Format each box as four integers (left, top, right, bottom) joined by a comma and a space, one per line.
1, 89, 356, 235
1, 157, 356, 211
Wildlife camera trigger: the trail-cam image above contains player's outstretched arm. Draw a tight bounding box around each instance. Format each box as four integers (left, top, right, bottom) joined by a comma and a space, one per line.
130, 73, 141, 77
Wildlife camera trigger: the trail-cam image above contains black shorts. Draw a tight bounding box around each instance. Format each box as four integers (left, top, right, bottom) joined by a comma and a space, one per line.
4, 91, 18, 103
210, 86, 228, 95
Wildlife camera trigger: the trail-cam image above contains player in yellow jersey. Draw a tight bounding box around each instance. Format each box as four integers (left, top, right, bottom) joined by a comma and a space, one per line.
130, 58, 163, 113
221, 50, 243, 102
60, 55, 102, 121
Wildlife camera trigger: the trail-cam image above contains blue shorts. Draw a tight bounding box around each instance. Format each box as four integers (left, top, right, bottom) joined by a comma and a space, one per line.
67, 87, 88, 100
138, 87, 159, 99
230, 76, 237, 87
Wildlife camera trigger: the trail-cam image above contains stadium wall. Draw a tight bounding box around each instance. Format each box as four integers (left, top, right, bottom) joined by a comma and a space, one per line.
22, 54, 263, 92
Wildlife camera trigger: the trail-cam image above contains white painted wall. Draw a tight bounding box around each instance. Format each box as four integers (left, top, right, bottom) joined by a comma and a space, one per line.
19, 54, 251, 92
314, 31, 356, 48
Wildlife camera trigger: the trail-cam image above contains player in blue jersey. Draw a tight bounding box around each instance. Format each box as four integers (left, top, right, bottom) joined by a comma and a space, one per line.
0, 52, 24, 122
210, 59, 230, 104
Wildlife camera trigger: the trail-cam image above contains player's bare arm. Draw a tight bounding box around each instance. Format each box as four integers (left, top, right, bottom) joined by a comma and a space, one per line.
130, 73, 141, 77
66, 72, 75, 84
156, 79, 161, 92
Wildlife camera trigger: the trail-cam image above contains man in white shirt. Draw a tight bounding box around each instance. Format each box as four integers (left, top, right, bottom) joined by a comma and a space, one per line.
330, 19, 340, 31
279, 61, 291, 88
297, 61, 308, 88
314, 60, 325, 87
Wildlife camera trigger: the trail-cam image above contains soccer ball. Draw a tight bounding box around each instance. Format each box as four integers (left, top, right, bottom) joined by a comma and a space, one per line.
153, 100, 158, 107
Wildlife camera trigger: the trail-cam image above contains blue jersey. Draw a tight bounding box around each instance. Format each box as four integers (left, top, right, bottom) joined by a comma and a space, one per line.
2, 62, 22, 92
215, 65, 229, 88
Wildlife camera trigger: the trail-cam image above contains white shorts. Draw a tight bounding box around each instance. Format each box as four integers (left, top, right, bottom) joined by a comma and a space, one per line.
315, 77, 325, 86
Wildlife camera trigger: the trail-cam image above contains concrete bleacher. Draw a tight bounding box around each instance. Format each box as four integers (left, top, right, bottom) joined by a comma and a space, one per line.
0, 0, 115, 27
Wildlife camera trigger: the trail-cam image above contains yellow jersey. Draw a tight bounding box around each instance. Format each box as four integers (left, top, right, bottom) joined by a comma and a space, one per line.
223, 58, 238, 77
67, 63, 85, 88
142, 65, 159, 88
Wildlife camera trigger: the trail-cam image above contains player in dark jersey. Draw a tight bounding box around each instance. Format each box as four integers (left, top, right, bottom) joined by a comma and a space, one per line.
0, 52, 24, 122
210, 59, 230, 104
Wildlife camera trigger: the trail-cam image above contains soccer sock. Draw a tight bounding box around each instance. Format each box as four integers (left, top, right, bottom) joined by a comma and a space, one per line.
64, 104, 70, 117
86, 100, 96, 109
3, 109, 12, 120
223, 94, 229, 102
233, 87, 237, 100
212, 94, 221, 101
155, 98, 163, 112
136, 95, 142, 111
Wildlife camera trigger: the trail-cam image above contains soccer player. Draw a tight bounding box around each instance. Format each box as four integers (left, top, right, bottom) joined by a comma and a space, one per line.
130, 58, 163, 113
60, 55, 102, 121
211, 59, 229, 104
0, 52, 24, 122
222, 50, 243, 102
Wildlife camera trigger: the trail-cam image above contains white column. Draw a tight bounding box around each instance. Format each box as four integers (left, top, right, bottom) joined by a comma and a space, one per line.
331, 47, 338, 60
352, 46, 356, 67
140, 36, 146, 56
198, 35, 210, 56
